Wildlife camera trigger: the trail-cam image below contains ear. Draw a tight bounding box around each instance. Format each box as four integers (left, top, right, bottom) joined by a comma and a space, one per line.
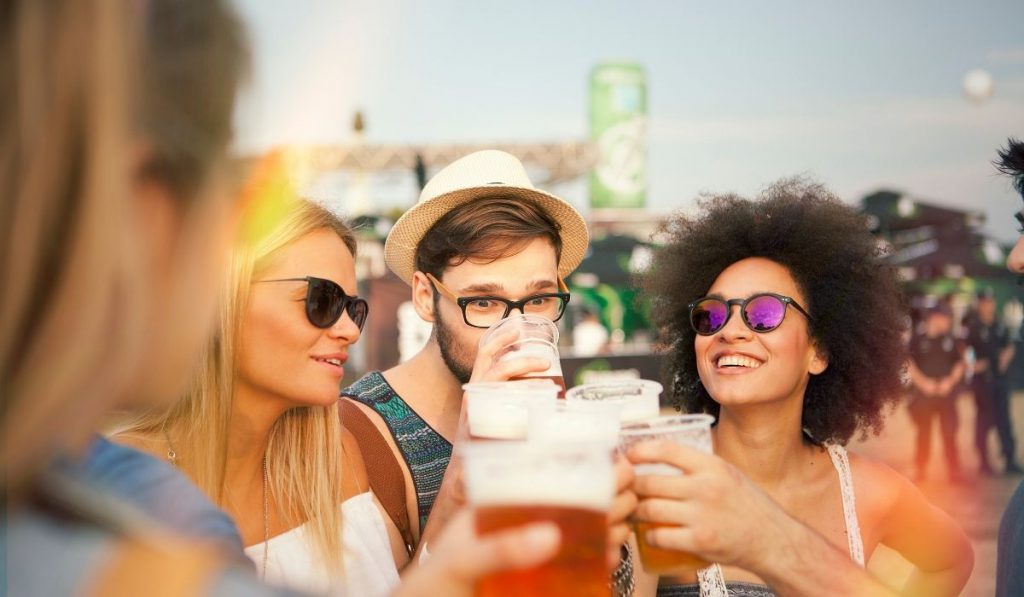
410, 271, 437, 323
808, 341, 829, 376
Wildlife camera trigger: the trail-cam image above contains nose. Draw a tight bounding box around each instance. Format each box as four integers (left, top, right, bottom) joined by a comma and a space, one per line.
328, 310, 361, 344
717, 304, 751, 342
1008, 236, 1024, 273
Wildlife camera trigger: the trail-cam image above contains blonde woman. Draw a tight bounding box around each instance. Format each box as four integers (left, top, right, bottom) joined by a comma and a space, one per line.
117, 196, 403, 595
3, 0, 562, 595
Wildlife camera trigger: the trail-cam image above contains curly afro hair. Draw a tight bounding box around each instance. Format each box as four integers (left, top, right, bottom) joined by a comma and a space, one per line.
645, 178, 908, 445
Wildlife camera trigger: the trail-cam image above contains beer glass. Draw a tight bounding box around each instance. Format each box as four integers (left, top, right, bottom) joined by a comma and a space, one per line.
463, 440, 615, 597
463, 380, 559, 440
527, 400, 620, 446
565, 379, 662, 424
618, 414, 715, 574
481, 314, 566, 396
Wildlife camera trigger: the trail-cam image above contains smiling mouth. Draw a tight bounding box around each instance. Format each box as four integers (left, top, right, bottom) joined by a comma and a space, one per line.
716, 355, 763, 369
314, 357, 344, 367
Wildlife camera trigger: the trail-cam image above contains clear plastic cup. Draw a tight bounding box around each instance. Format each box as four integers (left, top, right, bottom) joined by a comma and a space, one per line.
481, 314, 565, 396
462, 440, 614, 596
462, 380, 559, 441
527, 400, 620, 446
618, 413, 715, 574
565, 379, 663, 424
479, 313, 559, 346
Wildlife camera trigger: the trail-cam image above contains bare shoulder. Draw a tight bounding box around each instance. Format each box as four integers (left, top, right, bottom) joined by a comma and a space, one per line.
107, 431, 166, 461
845, 450, 914, 518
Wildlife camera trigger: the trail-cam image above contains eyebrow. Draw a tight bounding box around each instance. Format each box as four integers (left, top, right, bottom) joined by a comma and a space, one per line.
459, 279, 558, 296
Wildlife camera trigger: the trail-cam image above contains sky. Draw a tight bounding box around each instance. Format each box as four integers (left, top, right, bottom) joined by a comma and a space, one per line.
232, 0, 1024, 243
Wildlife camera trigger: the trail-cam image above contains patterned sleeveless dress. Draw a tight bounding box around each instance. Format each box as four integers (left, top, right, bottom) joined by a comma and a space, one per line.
342, 371, 453, 533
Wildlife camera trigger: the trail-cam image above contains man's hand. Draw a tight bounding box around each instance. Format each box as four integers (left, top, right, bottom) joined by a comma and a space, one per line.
468, 329, 551, 384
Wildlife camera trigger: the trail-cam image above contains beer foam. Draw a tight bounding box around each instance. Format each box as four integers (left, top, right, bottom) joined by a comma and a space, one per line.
499, 340, 562, 377
469, 469, 614, 511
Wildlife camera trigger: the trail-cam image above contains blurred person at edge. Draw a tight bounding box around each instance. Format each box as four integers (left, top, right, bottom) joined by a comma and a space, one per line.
0, 2, 563, 595
964, 288, 1019, 476
341, 150, 639, 595
633, 181, 972, 596
996, 138, 1024, 597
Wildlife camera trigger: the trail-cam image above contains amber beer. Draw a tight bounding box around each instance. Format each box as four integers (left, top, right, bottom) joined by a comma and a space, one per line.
463, 441, 615, 597
618, 414, 715, 574
476, 505, 608, 597
633, 521, 710, 573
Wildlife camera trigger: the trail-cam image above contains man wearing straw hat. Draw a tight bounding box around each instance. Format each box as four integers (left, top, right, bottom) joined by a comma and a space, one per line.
342, 150, 907, 596
341, 150, 636, 593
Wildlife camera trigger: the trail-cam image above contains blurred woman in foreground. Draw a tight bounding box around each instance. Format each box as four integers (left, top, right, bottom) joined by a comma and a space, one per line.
1, 1, 558, 594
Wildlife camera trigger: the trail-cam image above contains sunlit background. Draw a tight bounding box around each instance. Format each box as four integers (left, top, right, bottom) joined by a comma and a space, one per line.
230, 4, 1024, 595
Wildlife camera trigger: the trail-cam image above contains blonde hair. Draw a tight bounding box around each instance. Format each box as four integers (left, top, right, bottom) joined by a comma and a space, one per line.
0, 1, 142, 494
129, 199, 357, 573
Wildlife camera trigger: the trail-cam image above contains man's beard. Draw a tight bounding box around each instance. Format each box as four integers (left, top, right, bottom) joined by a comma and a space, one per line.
434, 306, 474, 384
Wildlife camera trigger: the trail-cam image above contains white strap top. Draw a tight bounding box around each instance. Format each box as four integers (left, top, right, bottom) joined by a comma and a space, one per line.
244, 492, 400, 597
697, 444, 864, 597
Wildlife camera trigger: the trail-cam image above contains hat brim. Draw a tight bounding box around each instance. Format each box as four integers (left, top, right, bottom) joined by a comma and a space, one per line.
384, 185, 589, 285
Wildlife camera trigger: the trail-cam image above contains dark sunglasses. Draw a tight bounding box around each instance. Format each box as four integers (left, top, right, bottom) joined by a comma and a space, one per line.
688, 293, 811, 336
255, 277, 368, 331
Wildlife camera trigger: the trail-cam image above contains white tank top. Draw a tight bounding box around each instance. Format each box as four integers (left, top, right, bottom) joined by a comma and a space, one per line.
244, 492, 400, 597
697, 444, 865, 596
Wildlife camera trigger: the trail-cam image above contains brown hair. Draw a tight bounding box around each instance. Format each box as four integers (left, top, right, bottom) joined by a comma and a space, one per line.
415, 196, 563, 278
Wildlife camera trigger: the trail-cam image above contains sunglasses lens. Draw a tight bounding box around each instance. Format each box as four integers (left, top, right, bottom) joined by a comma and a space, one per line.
744, 295, 787, 332
691, 299, 729, 335
306, 278, 343, 328
347, 299, 369, 331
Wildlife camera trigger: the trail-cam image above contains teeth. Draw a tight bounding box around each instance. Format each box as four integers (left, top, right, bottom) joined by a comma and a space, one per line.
326, 358, 342, 366
717, 355, 762, 369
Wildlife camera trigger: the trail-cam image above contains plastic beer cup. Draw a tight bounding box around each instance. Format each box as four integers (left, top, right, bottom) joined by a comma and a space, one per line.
618, 414, 715, 574
463, 440, 615, 596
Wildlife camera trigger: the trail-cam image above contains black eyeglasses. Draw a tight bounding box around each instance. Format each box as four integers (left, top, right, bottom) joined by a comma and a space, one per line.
425, 273, 570, 329
687, 293, 811, 336
255, 276, 368, 331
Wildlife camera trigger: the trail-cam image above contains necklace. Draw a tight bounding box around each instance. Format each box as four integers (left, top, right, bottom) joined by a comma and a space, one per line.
164, 433, 270, 580
261, 456, 269, 580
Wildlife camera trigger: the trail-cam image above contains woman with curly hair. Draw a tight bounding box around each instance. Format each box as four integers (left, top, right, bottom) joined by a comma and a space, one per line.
628, 179, 973, 596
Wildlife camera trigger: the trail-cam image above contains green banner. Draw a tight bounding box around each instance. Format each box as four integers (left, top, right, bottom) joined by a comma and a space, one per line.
589, 63, 648, 209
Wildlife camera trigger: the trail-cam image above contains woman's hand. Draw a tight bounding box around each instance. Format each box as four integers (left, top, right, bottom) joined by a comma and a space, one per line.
394, 510, 560, 597
626, 440, 790, 571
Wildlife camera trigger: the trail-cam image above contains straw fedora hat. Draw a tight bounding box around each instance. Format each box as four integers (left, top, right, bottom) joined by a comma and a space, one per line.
384, 150, 590, 285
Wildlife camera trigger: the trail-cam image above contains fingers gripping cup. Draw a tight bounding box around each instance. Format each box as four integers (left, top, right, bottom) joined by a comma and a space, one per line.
618, 414, 715, 574
481, 314, 566, 396
463, 441, 615, 597
463, 380, 559, 441
565, 380, 662, 424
